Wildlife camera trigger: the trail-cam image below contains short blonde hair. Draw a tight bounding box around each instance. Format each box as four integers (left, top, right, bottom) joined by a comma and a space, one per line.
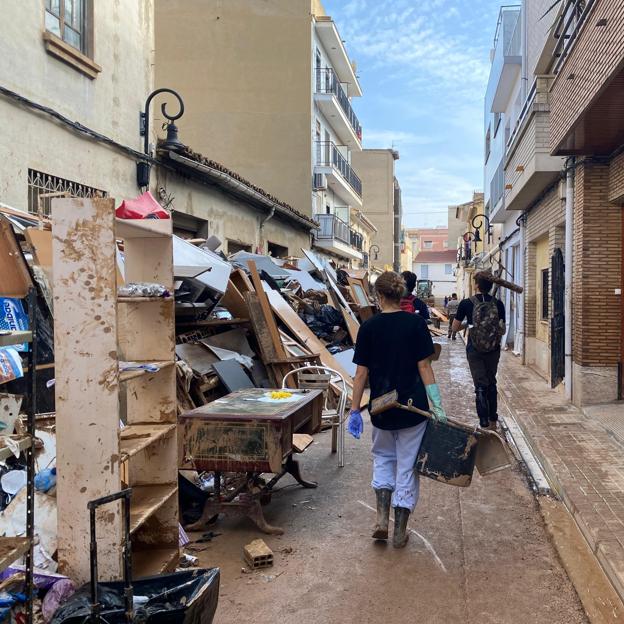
375, 271, 405, 303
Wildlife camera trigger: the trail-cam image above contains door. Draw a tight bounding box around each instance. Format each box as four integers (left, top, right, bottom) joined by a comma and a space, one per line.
550, 247, 565, 388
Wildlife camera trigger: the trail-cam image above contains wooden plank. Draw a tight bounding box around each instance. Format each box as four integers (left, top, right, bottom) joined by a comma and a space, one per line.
115, 218, 172, 240
430, 307, 449, 323
244, 292, 280, 363
130, 484, 178, 535
120, 423, 176, 459
292, 433, 314, 453
231, 268, 254, 294
0, 537, 30, 572
247, 261, 287, 360
219, 279, 249, 320
263, 286, 353, 385
0, 216, 32, 298
0, 331, 32, 347
132, 547, 178, 579
24, 228, 52, 273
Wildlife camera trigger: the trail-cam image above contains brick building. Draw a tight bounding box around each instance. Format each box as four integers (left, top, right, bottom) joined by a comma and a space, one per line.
521, 0, 623, 404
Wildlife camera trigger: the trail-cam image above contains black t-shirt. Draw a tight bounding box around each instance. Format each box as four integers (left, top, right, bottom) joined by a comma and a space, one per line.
353, 311, 434, 430
455, 294, 506, 352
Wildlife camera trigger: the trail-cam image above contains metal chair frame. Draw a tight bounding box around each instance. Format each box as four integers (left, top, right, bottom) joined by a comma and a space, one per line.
281, 365, 348, 467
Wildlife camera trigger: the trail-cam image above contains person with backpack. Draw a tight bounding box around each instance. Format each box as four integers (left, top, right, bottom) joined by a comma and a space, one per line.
399, 271, 430, 320
451, 272, 505, 428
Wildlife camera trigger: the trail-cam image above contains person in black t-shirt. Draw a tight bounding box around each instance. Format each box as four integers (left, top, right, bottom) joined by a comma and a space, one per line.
452, 274, 506, 429
348, 271, 447, 548
399, 271, 430, 319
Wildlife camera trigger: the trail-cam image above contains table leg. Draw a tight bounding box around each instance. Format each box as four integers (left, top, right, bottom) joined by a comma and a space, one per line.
285, 455, 318, 489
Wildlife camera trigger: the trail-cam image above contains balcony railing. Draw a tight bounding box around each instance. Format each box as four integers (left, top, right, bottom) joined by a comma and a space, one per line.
315, 141, 362, 198
314, 213, 363, 251
552, 0, 596, 75
316, 68, 362, 141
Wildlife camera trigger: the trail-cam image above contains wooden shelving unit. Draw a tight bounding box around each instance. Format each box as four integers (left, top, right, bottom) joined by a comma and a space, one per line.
53, 197, 178, 585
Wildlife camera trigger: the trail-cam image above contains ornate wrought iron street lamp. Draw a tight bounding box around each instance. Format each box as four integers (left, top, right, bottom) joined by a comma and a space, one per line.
137, 88, 185, 188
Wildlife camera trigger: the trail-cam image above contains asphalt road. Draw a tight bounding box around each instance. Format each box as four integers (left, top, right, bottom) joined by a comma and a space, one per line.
195, 338, 588, 624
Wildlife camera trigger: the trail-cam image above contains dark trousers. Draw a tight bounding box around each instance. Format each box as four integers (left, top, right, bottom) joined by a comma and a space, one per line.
467, 349, 501, 424
447, 314, 456, 338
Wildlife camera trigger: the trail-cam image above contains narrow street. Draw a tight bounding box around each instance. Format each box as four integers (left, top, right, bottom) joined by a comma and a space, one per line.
197, 338, 587, 624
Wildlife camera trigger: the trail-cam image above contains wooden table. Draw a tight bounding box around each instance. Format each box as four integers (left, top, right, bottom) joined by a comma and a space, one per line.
179, 388, 323, 534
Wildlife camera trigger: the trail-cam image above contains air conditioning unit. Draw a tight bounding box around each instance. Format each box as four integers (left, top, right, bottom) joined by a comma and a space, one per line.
313, 173, 327, 191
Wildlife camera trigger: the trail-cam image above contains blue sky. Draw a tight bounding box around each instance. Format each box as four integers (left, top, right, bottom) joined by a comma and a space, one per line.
323, 0, 502, 228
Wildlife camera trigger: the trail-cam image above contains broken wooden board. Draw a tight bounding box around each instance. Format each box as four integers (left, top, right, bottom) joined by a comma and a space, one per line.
0, 216, 32, 298
262, 285, 353, 386
430, 307, 449, 323
292, 433, 314, 453
219, 279, 249, 320
24, 227, 53, 281
248, 261, 287, 360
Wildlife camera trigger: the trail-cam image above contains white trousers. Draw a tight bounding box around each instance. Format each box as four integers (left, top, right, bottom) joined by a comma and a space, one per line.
371, 421, 428, 512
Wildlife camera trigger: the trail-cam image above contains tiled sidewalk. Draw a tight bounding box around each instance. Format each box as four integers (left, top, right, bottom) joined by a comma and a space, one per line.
497, 352, 624, 602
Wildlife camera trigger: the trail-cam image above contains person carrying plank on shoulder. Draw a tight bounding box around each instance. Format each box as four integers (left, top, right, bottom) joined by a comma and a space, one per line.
451, 272, 506, 429
399, 270, 430, 320
347, 271, 446, 548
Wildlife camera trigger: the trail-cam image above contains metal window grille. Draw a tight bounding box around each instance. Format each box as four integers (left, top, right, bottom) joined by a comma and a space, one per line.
27, 169, 107, 216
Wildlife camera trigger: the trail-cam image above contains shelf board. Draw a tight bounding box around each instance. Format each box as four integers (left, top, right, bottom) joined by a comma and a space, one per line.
130, 484, 178, 535
117, 296, 173, 304
115, 218, 171, 240
120, 424, 176, 460
119, 360, 174, 383
0, 537, 30, 572
132, 546, 179, 579
0, 331, 32, 347
0, 436, 31, 462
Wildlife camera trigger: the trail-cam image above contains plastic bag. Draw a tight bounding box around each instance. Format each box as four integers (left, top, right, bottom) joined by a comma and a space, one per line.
42, 579, 76, 623
117, 283, 170, 299
0, 348, 23, 384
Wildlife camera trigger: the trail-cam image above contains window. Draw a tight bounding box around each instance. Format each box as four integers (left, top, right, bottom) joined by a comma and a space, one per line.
268, 241, 288, 259
443, 240, 448, 248
420, 265, 429, 279
45, 0, 86, 52
485, 126, 491, 163
493, 113, 501, 138
541, 269, 549, 319
227, 240, 252, 255
28, 169, 107, 216
445, 264, 453, 275
423, 240, 433, 249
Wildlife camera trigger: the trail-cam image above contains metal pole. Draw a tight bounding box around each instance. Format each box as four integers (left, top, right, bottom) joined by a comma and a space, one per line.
25, 287, 37, 624
564, 158, 575, 401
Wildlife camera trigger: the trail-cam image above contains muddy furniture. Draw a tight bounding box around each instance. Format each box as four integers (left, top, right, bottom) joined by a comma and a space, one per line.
179, 388, 323, 534
53, 198, 179, 584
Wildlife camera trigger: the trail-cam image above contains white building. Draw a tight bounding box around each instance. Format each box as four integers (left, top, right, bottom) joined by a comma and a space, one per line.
484, 2, 564, 355
413, 250, 458, 302
311, 14, 366, 266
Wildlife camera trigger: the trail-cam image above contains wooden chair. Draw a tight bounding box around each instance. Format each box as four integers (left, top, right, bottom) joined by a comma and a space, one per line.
281, 365, 348, 467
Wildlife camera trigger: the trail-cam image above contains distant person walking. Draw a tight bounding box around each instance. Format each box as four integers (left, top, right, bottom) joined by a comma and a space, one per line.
399, 271, 430, 320
446, 293, 459, 340
451, 273, 505, 428
348, 271, 446, 548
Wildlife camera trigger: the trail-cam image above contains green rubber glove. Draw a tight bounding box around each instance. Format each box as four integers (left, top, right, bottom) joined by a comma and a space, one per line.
425, 383, 447, 423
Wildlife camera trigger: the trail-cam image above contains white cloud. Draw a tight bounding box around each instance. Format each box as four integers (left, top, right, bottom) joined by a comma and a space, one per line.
363, 129, 438, 148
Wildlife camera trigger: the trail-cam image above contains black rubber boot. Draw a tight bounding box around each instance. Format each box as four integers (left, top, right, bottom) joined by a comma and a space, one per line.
372, 489, 392, 540
392, 507, 410, 548
475, 386, 490, 428
487, 384, 499, 427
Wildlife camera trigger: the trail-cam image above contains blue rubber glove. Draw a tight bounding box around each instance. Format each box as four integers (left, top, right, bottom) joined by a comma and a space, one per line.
347, 409, 364, 439
425, 383, 447, 424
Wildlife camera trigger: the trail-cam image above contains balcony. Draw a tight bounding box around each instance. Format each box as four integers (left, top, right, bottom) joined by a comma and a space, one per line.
314, 16, 363, 97
315, 68, 362, 149
313, 213, 363, 261
314, 141, 363, 207
504, 78, 563, 212
485, 6, 521, 113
